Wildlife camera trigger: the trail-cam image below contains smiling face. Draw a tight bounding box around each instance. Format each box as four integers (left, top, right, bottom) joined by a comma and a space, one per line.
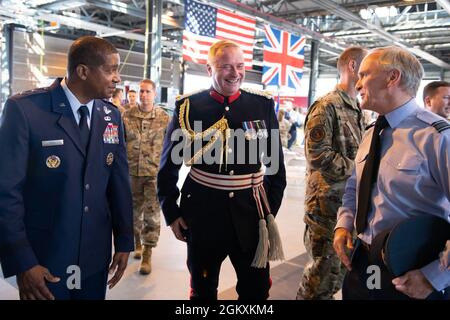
207, 46, 245, 97
86, 53, 121, 100
425, 86, 450, 118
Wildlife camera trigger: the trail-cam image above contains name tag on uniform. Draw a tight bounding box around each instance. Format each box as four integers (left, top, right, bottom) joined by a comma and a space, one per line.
42, 139, 64, 147
103, 123, 120, 144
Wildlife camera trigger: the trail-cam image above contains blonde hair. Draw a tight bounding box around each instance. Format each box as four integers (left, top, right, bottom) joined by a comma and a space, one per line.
371, 46, 424, 96
207, 40, 241, 65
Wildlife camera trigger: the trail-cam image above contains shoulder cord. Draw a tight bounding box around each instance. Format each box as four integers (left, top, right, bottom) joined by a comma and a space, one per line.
178, 98, 230, 171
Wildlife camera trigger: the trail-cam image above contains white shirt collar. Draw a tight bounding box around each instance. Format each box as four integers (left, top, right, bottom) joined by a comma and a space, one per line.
60, 77, 94, 121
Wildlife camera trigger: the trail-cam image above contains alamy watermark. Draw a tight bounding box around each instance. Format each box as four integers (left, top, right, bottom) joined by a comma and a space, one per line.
366, 265, 381, 290
66, 265, 81, 289
169, 122, 282, 175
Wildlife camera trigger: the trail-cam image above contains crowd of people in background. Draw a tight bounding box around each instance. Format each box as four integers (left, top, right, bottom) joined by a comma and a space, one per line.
277, 103, 306, 150
0, 34, 449, 301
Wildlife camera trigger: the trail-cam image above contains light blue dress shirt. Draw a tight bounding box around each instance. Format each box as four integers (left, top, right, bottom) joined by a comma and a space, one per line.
60, 77, 94, 128
336, 98, 450, 291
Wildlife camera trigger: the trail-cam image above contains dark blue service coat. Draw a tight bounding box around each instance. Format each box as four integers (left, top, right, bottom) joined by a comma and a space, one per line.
0, 79, 133, 280
157, 89, 287, 251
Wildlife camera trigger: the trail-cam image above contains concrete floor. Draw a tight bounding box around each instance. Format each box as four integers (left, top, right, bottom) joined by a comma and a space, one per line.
1, 146, 327, 300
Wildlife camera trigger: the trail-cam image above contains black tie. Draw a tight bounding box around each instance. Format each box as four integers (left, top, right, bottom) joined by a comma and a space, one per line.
356, 115, 389, 234
78, 105, 90, 150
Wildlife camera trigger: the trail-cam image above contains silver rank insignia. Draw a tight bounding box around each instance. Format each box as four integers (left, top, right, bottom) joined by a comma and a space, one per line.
106, 152, 114, 166
46, 155, 61, 168
103, 106, 112, 114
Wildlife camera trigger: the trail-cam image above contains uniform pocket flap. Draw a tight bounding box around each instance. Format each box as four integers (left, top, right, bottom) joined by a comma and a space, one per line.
385, 154, 421, 171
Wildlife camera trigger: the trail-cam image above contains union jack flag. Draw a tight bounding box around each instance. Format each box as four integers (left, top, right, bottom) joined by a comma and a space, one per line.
262, 25, 306, 90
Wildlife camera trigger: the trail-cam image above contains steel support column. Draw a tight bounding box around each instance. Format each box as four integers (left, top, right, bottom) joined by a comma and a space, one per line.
144, 0, 162, 99
1, 23, 13, 112
308, 40, 319, 108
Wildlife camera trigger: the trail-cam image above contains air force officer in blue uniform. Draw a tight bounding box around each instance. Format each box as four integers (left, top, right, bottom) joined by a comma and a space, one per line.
334, 46, 450, 300
0, 36, 134, 300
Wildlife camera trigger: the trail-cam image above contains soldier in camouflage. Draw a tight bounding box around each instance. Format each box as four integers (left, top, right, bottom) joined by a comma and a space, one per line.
120, 89, 139, 114
122, 79, 170, 275
278, 109, 290, 148
296, 47, 368, 300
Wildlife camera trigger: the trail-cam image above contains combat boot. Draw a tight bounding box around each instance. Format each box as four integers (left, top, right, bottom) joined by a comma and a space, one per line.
134, 234, 142, 259
139, 246, 152, 275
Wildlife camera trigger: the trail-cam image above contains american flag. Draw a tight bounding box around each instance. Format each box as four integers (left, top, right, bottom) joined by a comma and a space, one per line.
182, 0, 256, 69
262, 25, 306, 90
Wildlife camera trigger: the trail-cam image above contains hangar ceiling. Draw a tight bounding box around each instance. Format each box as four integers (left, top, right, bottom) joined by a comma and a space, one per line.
0, 0, 449, 77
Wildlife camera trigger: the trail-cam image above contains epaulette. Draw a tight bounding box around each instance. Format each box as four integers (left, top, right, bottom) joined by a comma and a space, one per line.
416, 110, 450, 133
101, 99, 120, 109
176, 89, 206, 102
431, 120, 450, 133
16, 87, 48, 98
241, 88, 272, 99
320, 91, 339, 105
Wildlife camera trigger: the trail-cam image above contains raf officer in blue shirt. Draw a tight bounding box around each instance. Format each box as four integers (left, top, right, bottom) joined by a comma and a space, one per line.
334, 46, 450, 300
0, 36, 134, 300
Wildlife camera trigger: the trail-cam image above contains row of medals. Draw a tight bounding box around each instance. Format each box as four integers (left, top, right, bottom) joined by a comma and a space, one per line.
243, 120, 269, 140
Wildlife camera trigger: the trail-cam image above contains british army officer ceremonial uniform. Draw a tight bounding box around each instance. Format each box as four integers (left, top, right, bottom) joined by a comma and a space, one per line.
0, 78, 133, 299
158, 87, 287, 299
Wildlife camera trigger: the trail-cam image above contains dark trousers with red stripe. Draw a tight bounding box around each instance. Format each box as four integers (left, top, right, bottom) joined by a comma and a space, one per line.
186, 234, 271, 300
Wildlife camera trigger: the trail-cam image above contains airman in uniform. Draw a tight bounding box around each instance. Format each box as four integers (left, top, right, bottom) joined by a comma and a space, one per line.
121, 89, 139, 114
111, 88, 123, 109
0, 36, 133, 300
297, 47, 367, 300
123, 79, 170, 275
423, 80, 450, 119
334, 46, 450, 300
277, 109, 290, 148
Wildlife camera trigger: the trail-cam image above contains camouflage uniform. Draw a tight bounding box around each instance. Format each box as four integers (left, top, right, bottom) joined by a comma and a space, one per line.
278, 118, 291, 148
118, 103, 138, 115
297, 87, 364, 299
123, 106, 170, 247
